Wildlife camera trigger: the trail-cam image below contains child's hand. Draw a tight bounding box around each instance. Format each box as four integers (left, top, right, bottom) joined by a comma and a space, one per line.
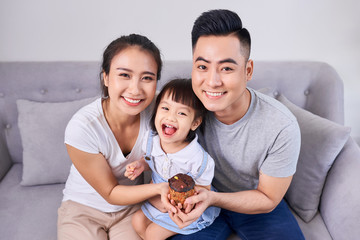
124, 160, 145, 180
183, 201, 196, 214
170, 197, 195, 213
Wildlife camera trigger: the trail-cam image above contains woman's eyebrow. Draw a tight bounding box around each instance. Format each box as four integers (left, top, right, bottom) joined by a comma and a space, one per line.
116, 68, 155, 76
116, 67, 132, 72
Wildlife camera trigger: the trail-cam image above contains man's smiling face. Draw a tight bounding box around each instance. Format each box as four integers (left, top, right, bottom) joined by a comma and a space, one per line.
191, 34, 253, 120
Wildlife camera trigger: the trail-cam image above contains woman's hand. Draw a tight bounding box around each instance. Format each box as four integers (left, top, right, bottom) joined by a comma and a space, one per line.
158, 182, 177, 214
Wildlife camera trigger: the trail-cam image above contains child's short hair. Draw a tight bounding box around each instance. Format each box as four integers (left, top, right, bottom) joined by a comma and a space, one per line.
150, 78, 207, 142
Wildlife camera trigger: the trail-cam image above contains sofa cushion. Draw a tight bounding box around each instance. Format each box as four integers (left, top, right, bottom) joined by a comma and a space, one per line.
0, 131, 12, 181
277, 95, 351, 222
17, 97, 96, 186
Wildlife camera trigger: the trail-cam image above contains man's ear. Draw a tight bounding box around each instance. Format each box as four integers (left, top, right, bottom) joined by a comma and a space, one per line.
191, 117, 203, 131
246, 59, 254, 82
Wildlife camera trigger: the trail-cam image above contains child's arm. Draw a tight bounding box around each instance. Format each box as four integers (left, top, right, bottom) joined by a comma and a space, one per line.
124, 158, 150, 180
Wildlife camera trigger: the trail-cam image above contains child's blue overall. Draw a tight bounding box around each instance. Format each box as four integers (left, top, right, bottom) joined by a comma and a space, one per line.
141, 131, 220, 235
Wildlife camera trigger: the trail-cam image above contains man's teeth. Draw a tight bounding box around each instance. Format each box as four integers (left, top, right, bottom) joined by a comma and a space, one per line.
124, 97, 141, 103
206, 91, 224, 97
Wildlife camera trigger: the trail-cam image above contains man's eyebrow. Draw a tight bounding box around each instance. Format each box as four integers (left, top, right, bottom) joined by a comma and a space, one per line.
195, 56, 210, 63
195, 57, 238, 65
219, 58, 238, 65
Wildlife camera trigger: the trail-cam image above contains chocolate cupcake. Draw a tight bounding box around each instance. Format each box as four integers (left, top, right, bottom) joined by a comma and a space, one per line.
168, 173, 195, 205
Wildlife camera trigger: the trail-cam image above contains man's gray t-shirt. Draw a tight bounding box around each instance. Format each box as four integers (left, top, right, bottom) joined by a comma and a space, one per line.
199, 88, 301, 193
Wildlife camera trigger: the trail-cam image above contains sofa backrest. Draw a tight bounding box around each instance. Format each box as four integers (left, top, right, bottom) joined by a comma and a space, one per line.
0, 61, 344, 170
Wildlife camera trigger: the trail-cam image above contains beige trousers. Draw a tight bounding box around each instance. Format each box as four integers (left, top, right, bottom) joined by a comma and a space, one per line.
57, 200, 141, 240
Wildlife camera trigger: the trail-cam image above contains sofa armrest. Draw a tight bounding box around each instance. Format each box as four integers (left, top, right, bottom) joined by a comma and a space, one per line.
320, 137, 360, 239
0, 129, 12, 181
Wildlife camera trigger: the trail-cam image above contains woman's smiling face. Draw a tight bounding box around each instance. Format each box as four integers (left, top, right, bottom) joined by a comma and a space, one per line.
103, 46, 158, 116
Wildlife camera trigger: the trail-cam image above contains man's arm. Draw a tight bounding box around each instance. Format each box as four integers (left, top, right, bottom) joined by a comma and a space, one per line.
170, 171, 292, 227
210, 171, 292, 214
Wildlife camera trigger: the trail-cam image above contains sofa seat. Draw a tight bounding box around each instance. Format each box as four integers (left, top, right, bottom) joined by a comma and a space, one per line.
0, 164, 63, 240
1, 164, 333, 240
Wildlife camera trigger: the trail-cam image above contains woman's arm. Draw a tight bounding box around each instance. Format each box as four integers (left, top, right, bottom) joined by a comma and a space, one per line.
66, 144, 175, 211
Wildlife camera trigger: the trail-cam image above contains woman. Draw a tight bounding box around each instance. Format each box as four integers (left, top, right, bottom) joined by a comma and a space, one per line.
57, 34, 172, 240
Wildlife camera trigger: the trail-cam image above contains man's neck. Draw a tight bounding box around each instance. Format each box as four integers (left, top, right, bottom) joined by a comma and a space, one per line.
214, 88, 251, 125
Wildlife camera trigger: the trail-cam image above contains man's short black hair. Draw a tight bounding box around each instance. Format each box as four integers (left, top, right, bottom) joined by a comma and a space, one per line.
191, 9, 251, 61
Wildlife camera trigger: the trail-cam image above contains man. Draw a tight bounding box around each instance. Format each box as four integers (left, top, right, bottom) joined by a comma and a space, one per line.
170, 9, 305, 239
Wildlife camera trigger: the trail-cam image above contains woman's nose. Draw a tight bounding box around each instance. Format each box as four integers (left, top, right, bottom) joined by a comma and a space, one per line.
127, 79, 140, 95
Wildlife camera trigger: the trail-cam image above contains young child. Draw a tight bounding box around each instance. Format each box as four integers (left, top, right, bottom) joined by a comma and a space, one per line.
125, 78, 220, 240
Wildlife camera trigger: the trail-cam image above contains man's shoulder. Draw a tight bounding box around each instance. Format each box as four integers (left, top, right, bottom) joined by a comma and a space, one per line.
251, 88, 297, 124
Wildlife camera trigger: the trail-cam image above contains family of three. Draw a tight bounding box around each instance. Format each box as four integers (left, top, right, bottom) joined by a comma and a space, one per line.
57, 9, 305, 240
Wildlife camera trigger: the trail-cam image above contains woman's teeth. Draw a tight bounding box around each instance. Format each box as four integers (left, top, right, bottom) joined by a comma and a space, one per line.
124, 97, 141, 103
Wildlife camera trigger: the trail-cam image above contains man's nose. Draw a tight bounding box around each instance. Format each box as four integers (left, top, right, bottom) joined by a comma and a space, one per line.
207, 69, 222, 87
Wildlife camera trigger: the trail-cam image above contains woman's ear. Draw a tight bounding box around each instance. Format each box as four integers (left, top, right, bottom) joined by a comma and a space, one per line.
191, 117, 202, 131
103, 72, 109, 87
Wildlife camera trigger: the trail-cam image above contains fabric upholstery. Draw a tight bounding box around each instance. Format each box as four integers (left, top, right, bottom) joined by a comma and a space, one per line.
0, 62, 101, 164
278, 95, 351, 222
320, 138, 360, 239
17, 97, 96, 186
0, 164, 63, 240
0, 127, 12, 180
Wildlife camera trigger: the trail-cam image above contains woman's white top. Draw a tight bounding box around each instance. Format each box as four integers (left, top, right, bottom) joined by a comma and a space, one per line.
62, 98, 151, 212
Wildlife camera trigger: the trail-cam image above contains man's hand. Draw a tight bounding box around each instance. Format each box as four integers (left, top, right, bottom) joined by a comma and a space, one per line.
169, 187, 212, 228
124, 160, 145, 180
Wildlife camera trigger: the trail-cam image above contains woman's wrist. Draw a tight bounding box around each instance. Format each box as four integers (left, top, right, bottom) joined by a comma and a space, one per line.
157, 182, 168, 195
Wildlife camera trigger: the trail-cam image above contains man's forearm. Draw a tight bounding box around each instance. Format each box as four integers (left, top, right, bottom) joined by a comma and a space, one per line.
210, 189, 279, 214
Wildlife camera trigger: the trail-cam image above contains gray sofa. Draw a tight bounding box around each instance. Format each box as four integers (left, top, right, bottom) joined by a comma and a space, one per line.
0, 61, 359, 240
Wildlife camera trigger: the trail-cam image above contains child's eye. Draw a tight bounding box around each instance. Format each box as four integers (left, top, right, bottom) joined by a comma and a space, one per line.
161, 106, 169, 111
178, 112, 187, 116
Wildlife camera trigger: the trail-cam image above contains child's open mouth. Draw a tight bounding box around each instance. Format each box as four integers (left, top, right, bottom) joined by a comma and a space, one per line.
162, 124, 177, 136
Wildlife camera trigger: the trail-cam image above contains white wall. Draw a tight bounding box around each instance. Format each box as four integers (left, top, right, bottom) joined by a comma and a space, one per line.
1, 0, 359, 143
